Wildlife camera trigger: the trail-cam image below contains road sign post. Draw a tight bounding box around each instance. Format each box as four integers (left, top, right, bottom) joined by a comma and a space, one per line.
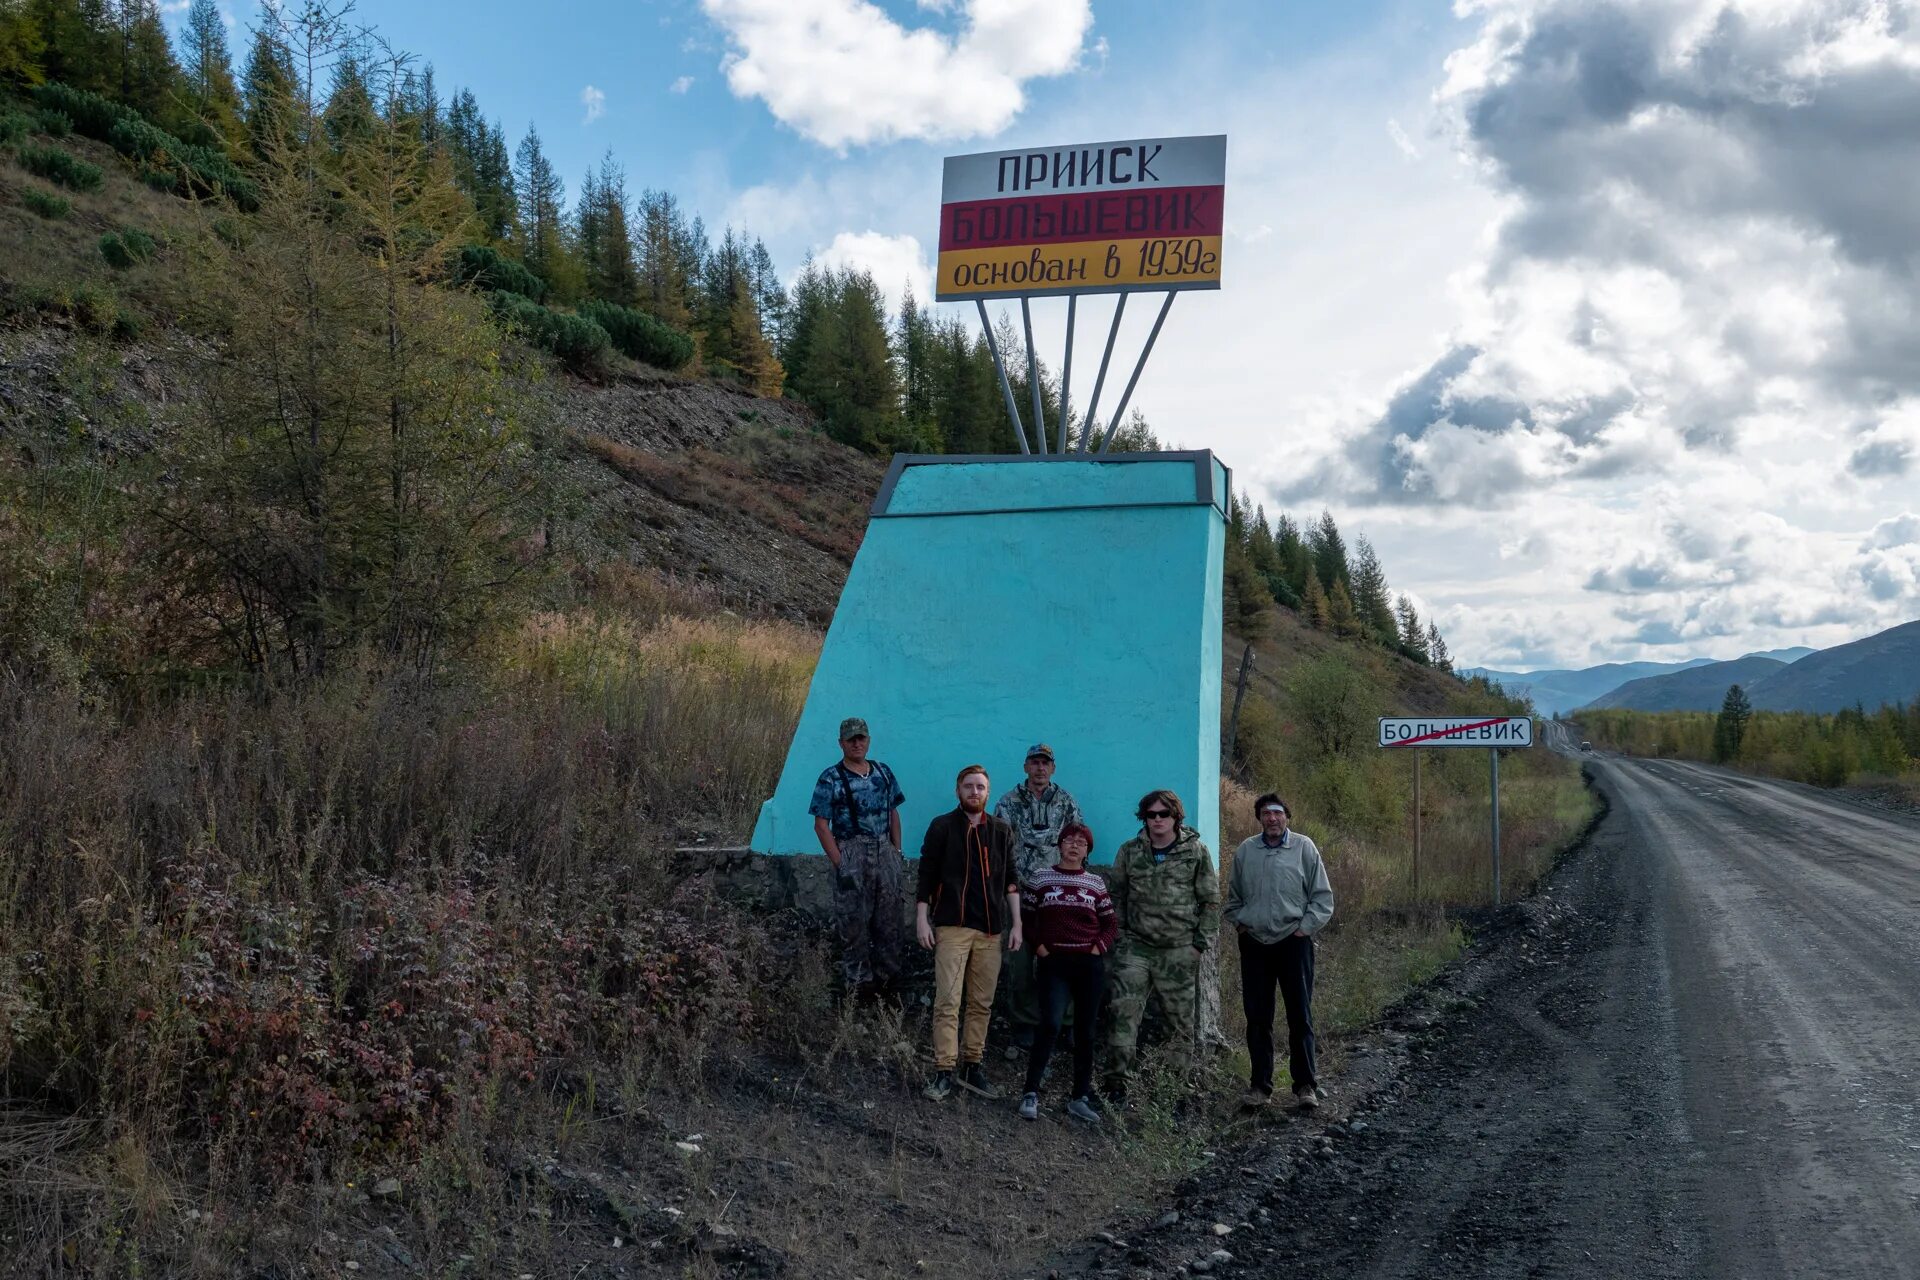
1379, 716, 1533, 906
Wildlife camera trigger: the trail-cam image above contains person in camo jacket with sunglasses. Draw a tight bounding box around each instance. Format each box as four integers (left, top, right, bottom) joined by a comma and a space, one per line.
1104, 788, 1220, 1095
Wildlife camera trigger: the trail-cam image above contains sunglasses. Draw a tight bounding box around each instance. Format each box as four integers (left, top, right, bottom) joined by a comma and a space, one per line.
1140, 809, 1173, 820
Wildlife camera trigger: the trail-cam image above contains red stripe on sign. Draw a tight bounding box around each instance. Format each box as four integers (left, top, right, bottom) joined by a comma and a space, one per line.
939, 185, 1225, 252
1392, 717, 1511, 748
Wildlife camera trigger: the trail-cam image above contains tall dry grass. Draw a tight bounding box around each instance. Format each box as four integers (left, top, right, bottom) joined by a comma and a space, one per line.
1, 606, 819, 1199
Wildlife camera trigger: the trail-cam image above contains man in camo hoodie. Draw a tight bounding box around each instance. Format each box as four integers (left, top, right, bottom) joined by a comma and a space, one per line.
1104, 788, 1220, 1090
992, 743, 1086, 1053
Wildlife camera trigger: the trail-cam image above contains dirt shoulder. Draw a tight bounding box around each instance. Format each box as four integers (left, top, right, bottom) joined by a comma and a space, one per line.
1041, 776, 1618, 1280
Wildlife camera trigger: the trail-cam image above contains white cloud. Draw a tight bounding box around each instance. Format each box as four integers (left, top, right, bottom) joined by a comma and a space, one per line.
161, 0, 189, 13
1386, 118, 1419, 159
580, 85, 606, 124
809, 231, 934, 315
670, 75, 696, 94
1252, 0, 1920, 665
698, 0, 1093, 147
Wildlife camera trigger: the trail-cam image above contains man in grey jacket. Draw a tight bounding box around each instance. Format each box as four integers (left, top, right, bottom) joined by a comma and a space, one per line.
1224, 792, 1334, 1110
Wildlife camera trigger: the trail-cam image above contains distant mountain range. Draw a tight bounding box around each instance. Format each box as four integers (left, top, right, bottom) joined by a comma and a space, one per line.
1459, 658, 1725, 715
1586, 654, 1801, 711
1467, 621, 1920, 713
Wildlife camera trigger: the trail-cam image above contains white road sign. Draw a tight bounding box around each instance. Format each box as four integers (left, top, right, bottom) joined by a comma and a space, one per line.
1379, 716, 1534, 748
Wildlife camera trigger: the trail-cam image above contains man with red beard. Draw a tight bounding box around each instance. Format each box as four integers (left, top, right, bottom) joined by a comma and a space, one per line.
916, 765, 1023, 1101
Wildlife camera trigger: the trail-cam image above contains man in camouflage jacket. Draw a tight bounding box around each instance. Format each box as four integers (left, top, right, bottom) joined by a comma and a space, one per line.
992, 743, 1086, 1051
1104, 788, 1221, 1085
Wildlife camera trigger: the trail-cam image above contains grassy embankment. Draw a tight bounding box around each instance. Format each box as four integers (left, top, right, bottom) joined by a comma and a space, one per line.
1581, 704, 1919, 799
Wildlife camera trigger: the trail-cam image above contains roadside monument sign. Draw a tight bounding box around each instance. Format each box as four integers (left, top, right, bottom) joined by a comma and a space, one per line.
1380, 716, 1535, 904
935, 134, 1228, 302
933, 134, 1227, 455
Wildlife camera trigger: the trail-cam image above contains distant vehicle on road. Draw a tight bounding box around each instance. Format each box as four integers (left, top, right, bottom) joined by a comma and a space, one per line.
1581, 741, 1593, 752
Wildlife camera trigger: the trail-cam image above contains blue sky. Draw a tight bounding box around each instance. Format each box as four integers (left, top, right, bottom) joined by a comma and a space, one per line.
170, 1, 1920, 671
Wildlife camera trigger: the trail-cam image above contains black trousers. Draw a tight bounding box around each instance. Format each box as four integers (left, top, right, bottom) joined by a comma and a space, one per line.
1025, 952, 1106, 1098
1239, 931, 1316, 1093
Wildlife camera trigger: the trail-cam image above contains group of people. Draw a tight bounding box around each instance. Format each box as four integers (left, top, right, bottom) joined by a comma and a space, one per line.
809, 717, 1336, 1122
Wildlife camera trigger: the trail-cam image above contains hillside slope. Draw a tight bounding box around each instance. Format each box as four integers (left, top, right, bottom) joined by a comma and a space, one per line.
1747, 619, 1920, 712
1587, 654, 1787, 711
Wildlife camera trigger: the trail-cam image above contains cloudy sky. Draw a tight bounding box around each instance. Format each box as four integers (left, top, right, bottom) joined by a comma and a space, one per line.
189, 0, 1920, 670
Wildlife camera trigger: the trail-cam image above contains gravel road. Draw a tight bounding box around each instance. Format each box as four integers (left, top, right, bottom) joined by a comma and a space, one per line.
1058, 751, 1920, 1279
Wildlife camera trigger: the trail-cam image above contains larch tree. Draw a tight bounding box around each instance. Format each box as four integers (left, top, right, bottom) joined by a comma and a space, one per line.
181, 0, 242, 140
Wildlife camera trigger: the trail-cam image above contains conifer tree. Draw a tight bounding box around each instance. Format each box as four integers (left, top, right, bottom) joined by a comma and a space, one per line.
576, 151, 637, 304
181, 0, 241, 138
1311, 509, 1350, 595
19, 0, 107, 92
513, 125, 573, 294
1350, 536, 1396, 642
634, 188, 696, 328
1303, 571, 1331, 629
1396, 594, 1428, 661
109, 0, 176, 120
1249, 505, 1293, 606
323, 54, 376, 150
1426, 620, 1452, 672
242, 26, 297, 159
898, 287, 933, 429
0, 1, 45, 88
1275, 512, 1311, 601
1713, 684, 1753, 762
157, 9, 538, 675
1328, 577, 1363, 639
747, 237, 785, 347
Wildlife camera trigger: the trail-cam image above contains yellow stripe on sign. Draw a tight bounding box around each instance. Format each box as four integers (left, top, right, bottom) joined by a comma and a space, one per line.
935, 236, 1223, 297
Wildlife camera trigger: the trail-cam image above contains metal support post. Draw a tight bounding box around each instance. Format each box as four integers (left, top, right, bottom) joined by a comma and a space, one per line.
1096, 291, 1177, 454
1412, 751, 1422, 899
1490, 748, 1502, 907
977, 299, 1031, 454
1020, 296, 1046, 453
1058, 295, 1076, 454
1076, 294, 1126, 452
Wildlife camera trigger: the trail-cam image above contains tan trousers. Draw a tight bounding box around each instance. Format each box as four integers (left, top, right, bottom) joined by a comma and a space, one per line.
931, 926, 1004, 1069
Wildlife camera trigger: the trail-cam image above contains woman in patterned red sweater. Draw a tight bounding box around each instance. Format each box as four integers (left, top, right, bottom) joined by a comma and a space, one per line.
1018, 823, 1118, 1122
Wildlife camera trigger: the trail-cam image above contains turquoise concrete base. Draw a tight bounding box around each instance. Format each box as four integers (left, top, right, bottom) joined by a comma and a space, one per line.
749, 452, 1228, 863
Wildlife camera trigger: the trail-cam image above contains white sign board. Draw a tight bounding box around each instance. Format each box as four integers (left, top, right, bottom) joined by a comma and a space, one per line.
1379, 716, 1534, 748
936, 134, 1227, 301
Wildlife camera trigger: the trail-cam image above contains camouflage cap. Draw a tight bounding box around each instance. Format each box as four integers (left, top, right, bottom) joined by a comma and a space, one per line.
838, 716, 870, 741
1025, 742, 1055, 761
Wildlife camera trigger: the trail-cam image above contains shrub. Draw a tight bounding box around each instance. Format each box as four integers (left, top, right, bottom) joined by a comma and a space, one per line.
22, 188, 69, 220
99, 228, 158, 269
454, 243, 545, 302
580, 298, 696, 370
32, 82, 133, 141
25, 84, 258, 210
16, 144, 102, 192
27, 284, 140, 339
0, 112, 27, 145
35, 109, 72, 138
488, 291, 611, 374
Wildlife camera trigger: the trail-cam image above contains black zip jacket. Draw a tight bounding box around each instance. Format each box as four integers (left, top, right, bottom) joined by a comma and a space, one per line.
916, 808, 1018, 934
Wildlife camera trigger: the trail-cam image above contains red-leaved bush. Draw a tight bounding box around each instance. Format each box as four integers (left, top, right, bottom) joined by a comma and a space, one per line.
20, 862, 759, 1176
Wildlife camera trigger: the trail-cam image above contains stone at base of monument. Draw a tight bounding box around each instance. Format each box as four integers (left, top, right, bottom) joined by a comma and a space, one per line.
750, 452, 1230, 865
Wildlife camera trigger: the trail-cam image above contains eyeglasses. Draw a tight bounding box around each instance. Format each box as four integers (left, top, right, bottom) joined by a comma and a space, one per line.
1141, 809, 1172, 820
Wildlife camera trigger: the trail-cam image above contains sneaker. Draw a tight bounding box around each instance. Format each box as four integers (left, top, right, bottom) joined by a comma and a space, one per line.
1066, 1095, 1102, 1124
1293, 1085, 1320, 1111
923, 1070, 954, 1102
957, 1062, 1001, 1100
1241, 1087, 1272, 1111
1018, 1092, 1039, 1121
